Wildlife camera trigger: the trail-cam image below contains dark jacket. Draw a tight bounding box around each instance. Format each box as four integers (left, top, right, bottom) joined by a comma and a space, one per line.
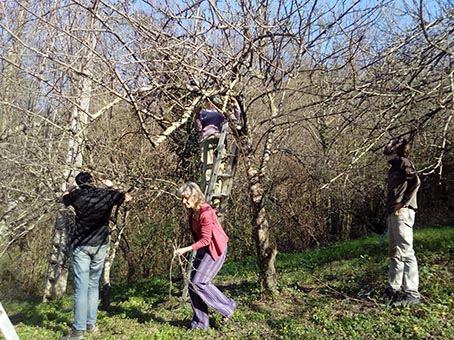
386, 156, 420, 215
63, 186, 125, 247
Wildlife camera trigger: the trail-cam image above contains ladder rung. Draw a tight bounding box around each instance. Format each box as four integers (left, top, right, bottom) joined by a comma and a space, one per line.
212, 193, 229, 198
203, 123, 238, 203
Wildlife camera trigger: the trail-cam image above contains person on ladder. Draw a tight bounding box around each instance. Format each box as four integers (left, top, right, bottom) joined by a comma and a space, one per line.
193, 97, 226, 206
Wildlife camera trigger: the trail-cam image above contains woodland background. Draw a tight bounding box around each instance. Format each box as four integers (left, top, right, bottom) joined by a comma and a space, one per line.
0, 0, 453, 299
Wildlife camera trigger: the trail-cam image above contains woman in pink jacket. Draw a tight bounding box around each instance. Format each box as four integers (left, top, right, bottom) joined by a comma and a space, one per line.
174, 182, 236, 330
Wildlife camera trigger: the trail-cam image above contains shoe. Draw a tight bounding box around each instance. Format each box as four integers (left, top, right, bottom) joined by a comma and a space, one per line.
86, 324, 98, 334
221, 312, 234, 325
59, 328, 84, 340
392, 295, 420, 307
188, 327, 208, 333
382, 287, 399, 305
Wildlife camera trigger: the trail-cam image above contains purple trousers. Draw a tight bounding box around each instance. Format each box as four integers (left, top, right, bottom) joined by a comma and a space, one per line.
189, 246, 236, 329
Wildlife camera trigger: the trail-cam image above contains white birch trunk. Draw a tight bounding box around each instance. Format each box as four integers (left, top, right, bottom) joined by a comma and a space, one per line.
43, 0, 98, 301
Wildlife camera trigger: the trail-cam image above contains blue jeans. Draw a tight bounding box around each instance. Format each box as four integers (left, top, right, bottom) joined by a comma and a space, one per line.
72, 244, 107, 331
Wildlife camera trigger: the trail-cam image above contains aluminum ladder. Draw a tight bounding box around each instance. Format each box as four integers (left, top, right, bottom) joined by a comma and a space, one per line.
0, 302, 20, 340
202, 121, 239, 222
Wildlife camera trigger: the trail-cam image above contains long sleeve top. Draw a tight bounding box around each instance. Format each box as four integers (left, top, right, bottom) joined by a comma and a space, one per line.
190, 203, 229, 260
386, 156, 421, 214
194, 109, 226, 140
63, 186, 125, 247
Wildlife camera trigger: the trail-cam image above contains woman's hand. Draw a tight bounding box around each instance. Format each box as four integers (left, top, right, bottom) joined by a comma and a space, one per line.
174, 246, 193, 256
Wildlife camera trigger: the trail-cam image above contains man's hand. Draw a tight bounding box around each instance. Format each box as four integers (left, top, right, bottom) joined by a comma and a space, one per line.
61, 184, 76, 202
124, 193, 133, 203
101, 179, 115, 188
393, 203, 403, 216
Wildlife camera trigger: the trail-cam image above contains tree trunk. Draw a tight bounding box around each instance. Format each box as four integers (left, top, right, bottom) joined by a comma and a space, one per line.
42, 206, 74, 301
42, 90, 91, 301
101, 208, 129, 309
43, 0, 99, 301
241, 93, 279, 293
252, 196, 278, 292
247, 152, 278, 292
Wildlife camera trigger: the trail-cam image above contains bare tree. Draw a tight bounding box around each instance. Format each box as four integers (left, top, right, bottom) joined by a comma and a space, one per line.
122, 0, 389, 292
1, 0, 453, 298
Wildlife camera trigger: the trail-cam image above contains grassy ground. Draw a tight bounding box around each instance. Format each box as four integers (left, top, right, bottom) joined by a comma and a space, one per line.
2, 226, 453, 340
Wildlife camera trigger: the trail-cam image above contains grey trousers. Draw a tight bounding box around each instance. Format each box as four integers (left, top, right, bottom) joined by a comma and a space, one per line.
386, 208, 420, 298
189, 247, 236, 329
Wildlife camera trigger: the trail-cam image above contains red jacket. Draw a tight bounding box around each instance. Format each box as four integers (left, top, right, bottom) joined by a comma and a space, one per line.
191, 203, 229, 260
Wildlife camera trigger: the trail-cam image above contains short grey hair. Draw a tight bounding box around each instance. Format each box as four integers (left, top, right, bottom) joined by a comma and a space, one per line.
178, 182, 206, 210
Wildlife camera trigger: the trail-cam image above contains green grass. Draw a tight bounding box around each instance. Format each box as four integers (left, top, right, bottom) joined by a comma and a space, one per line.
2, 226, 453, 339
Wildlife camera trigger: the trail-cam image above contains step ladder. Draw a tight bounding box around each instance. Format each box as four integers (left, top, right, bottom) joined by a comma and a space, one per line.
202, 121, 239, 222
0, 302, 20, 340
